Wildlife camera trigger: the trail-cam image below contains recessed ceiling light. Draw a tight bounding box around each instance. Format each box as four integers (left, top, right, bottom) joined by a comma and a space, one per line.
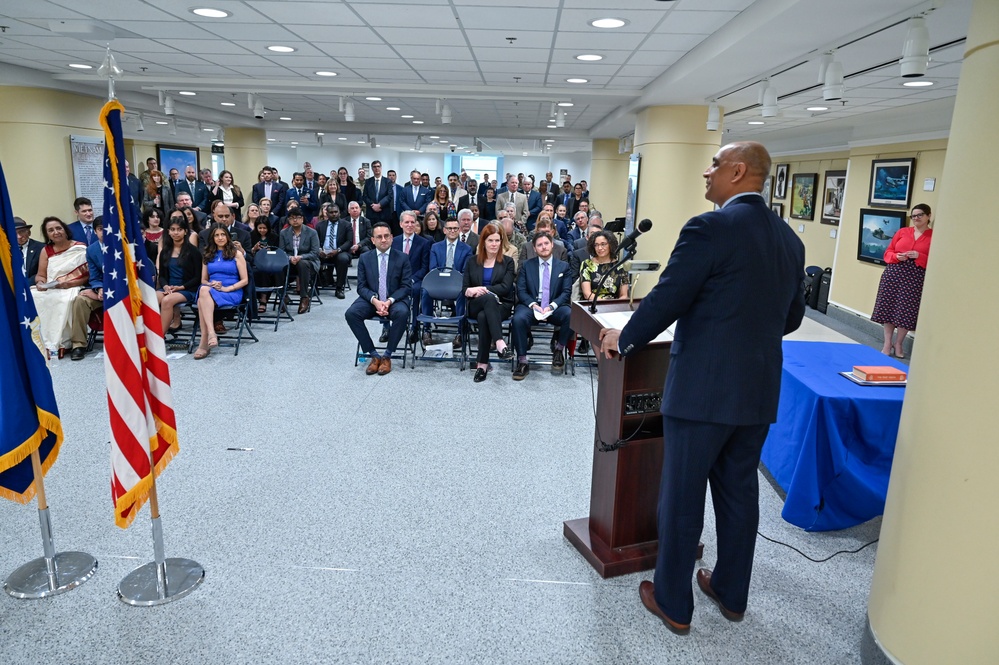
267, 138, 275, 141
191, 8, 231, 18
68, 63, 93, 69
316, 132, 325, 136
386, 106, 401, 111
590, 18, 627, 29
547, 124, 557, 129
410, 148, 415, 151
401, 114, 414, 118
545, 139, 555, 143
178, 91, 196, 96
439, 140, 448, 143
412, 120, 424, 124
365, 97, 382, 101
806, 106, 829, 111
748, 121, 765, 125
291, 141, 299, 145
315, 71, 337, 77
566, 78, 588, 84
155, 121, 169, 125
376, 144, 380, 147
358, 140, 365, 143
338, 137, 347, 140
268, 45, 296, 53
576, 54, 603, 61
429, 135, 440, 139
522, 152, 528, 156
557, 102, 573, 107
203, 127, 214, 132
280, 117, 292, 121
903, 80, 934, 87
220, 102, 236, 106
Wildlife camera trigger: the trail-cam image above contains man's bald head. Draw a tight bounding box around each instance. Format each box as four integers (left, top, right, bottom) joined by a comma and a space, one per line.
704, 141, 772, 205
725, 141, 771, 182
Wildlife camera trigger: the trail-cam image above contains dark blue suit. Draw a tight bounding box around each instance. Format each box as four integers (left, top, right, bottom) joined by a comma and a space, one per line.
423, 239, 472, 317
175, 179, 209, 211
362, 176, 393, 224
285, 185, 317, 219
617, 193, 805, 624
67, 221, 100, 246
344, 247, 412, 357
398, 184, 431, 216
525, 190, 543, 231
512, 255, 573, 355
392, 233, 430, 328
251, 181, 285, 212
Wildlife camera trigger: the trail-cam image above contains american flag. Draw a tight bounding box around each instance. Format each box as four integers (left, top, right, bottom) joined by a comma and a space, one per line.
99, 100, 179, 528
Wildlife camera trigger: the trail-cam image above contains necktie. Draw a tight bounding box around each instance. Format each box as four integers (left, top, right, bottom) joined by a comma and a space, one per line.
404, 237, 410, 254
541, 261, 551, 310
84, 225, 93, 245
265, 183, 272, 198
293, 232, 300, 256
391, 185, 396, 211
446, 242, 454, 268
353, 220, 358, 244
378, 253, 388, 301
324, 223, 334, 251
461, 233, 467, 244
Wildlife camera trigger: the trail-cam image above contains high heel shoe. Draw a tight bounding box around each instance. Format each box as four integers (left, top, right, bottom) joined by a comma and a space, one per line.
193, 346, 210, 360
207, 334, 219, 349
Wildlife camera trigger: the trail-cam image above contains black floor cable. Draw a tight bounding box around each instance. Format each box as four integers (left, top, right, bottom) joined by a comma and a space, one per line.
757, 532, 879, 563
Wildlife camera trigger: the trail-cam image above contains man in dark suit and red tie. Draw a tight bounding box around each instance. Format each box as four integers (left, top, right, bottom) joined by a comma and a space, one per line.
597, 142, 806, 635
344, 222, 412, 376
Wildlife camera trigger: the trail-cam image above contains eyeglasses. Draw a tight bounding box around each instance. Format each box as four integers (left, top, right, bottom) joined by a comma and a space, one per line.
593, 241, 609, 247
910, 212, 926, 218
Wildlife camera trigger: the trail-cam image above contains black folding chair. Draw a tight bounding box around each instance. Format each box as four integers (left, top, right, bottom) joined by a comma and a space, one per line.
411, 268, 466, 370
253, 248, 294, 331
188, 287, 258, 356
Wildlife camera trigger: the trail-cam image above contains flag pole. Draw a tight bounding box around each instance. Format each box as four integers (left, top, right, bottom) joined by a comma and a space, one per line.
3, 449, 98, 599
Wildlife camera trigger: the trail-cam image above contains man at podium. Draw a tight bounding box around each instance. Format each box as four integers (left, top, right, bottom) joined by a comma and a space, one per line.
598, 141, 805, 634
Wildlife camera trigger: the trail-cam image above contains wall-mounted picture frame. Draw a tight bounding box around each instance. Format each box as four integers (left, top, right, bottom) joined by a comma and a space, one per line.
857, 208, 907, 265
760, 175, 773, 205
789, 173, 817, 220
821, 170, 847, 226
774, 164, 789, 199
156, 144, 200, 180
771, 202, 784, 218
868, 158, 915, 209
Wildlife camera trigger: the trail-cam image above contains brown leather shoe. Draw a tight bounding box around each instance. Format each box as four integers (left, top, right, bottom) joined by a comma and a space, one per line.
365, 357, 381, 375
377, 357, 392, 375
696, 569, 744, 622
298, 297, 310, 314
639, 581, 689, 635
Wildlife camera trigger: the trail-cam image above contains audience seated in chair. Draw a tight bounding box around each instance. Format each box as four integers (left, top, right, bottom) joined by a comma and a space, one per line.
579, 230, 630, 302
344, 222, 412, 376
316, 203, 351, 299
512, 231, 573, 380
279, 208, 321, 314
463, 223, 516, 383
194, 225, 248, 359
156, 216, 203, 334
392, 210, 430, 344
423, 217, 472, 348
69, 217, 105, 360
520, 217, 568, 264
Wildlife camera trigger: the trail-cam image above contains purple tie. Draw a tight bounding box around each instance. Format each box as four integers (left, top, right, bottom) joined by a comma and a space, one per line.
404, 237, 410, 254
378, 252, 388, 302
540, 261, 550, 309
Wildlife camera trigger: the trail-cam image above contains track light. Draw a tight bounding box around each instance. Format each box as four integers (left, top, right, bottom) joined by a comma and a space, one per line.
476, 138, 483, 153
706, 103, 720, 131
369, 135, 376, 149
761, 83, 778, 118
415, 135, 422, 151
247, 93, 256, 110
441, 103, 452, 124
550, 102, 556, 118
816, 53, 832, 84
555, 110, 565, 128
900, 16, 929, 77
338, 96, 345, 113
215, 128, 224, 143
316, 133, 323, 147
169, 120, 177, 136
136, 112, 145, 132
158, 91, 165, 106
823, 60, 844, 101
344, 101, 355, 122
163, 95, 174, 115
435, 98, 442, 115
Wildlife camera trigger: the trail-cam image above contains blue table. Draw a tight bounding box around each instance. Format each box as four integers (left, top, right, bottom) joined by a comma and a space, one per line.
761, 341, 907, 531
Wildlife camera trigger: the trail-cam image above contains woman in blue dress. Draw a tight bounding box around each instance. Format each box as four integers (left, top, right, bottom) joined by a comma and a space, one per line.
195, 224, 248, 359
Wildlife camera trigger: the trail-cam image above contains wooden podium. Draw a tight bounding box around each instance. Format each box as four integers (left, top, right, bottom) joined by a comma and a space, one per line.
565, 300, 671, 578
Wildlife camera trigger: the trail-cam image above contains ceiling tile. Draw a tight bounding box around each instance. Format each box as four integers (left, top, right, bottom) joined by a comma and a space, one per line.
353, 3, 457, 28
657, 10, 738, 34
465, 29, 553, 49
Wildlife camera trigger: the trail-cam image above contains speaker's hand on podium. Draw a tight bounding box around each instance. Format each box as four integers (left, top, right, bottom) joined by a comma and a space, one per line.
597, 328, 621, 360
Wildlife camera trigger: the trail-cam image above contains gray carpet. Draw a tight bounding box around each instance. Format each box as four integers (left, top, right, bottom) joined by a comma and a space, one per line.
1, 294, 880, 664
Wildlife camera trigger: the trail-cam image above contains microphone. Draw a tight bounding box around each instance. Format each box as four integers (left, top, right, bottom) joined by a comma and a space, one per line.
618, 219, 652, 253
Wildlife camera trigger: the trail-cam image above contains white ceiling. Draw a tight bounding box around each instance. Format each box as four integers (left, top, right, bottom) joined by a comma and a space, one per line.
0, 0, 973, 155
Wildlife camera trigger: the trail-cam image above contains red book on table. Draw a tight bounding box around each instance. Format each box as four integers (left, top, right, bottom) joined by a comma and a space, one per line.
852, 365, 907, 382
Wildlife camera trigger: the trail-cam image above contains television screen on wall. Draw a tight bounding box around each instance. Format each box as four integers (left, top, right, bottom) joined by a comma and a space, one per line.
624, 153, 640, 235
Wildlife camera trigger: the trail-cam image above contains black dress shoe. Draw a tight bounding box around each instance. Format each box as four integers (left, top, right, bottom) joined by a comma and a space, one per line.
527, 332, 534, 350
408, 329, 421, 345
70, 347, 86, 361
379, 330, 389, 343
552, 349, 565, 372
639, 581, 690, 635
422, 331, 433, 347
497, 346, 512, 360
512, 363, 529, 380
452, 334, 463, 350
696, 569, 744, 622
335, 289, 345, 299
473, 367, 488, 382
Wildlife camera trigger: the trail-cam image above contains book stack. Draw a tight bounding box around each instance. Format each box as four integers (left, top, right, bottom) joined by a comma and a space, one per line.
852, 365, 907, 382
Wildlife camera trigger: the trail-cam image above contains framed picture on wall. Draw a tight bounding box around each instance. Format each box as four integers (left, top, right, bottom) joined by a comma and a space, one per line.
156, 144, 199, 180
789, 173, 818, 220
774, 164, 789, 199
760, 175, 774, 205
868, 158, 916, 208
770, 202, 784, 218
821, 170, 847, 226
857, 208, 907, 265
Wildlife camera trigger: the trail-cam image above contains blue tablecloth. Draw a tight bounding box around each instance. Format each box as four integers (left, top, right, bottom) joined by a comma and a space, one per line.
761, 341, 907, 531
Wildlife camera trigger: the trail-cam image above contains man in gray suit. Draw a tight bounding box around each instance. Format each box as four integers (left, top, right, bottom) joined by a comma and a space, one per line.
279, 208, 320, 314
495, 175, 529, 228
456, 208, 478, 250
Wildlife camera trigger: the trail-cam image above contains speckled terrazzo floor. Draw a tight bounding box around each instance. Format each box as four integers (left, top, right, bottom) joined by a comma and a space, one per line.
1, 295, 880, 664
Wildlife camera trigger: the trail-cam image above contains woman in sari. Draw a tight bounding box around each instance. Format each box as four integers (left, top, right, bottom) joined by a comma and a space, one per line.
31, 216, 90, 358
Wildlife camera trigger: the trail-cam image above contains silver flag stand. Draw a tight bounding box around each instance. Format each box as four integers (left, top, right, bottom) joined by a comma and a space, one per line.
4, 450, 98, 599
117, 486, 204, 606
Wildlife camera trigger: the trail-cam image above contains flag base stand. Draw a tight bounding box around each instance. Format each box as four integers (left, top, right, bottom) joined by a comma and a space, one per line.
117, 516, 203, 606
4, 508, 98, 599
